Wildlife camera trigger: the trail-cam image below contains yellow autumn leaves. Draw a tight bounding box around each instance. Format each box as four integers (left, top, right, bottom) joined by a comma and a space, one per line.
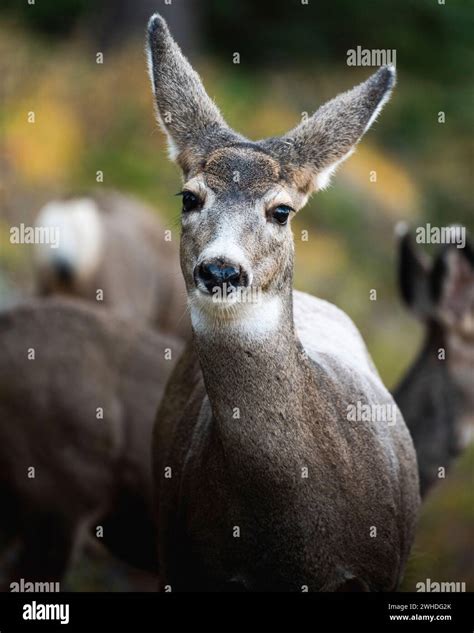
6, 97, 82, 185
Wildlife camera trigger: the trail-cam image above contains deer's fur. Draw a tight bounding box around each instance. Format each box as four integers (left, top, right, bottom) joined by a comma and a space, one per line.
394, 230, 474, 498
34, 190, 189, 337
0, 297, 182, 586
148, 13, 420, 591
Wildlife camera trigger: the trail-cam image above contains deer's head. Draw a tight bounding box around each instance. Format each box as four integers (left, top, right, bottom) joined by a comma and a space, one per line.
147, 14, 395, 329
398, 228, 474, 408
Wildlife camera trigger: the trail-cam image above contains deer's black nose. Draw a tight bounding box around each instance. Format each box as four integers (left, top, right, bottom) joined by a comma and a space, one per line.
195, 259, 247, 294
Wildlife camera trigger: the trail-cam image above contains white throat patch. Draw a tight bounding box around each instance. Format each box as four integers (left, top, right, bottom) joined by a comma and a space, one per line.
189, 290, 282, 341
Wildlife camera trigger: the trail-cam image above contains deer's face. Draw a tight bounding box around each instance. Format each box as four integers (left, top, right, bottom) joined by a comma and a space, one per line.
147, 14, 395, 328
178, 146, 309, 313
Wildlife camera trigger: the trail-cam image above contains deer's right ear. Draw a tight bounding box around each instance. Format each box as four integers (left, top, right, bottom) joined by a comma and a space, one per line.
397, 227, 432, 319
431, 239, 474, 328
265, 66, 395, 192
147, 14, 240, 174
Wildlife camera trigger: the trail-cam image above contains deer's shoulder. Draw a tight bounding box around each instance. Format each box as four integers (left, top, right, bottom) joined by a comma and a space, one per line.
293, 290, 378, 379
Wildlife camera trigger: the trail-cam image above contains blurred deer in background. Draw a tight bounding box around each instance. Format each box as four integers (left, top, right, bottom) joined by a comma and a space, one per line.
394, 229, 474, 498
148, 14, 419, 591
34, 190, 189, 338
0, 297, 182, 589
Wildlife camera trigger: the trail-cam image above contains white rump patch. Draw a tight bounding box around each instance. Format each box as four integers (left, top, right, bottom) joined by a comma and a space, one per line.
34, 198, 104, 282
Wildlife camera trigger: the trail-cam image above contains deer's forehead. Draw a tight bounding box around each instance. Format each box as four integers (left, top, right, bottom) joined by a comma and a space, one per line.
201, 146, 281, 195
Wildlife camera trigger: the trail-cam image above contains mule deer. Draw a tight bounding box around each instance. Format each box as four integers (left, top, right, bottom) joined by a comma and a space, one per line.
394, 228, 474, 498
34, 190, 189, 337
147, 14, 420, 591
0, 297, 182, 588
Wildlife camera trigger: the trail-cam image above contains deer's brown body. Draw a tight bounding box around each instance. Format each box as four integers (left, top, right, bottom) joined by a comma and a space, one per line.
155, 291, 419, 591
394, 231, 474, 497
147, 14, 420, 591
0, 298, 182, 585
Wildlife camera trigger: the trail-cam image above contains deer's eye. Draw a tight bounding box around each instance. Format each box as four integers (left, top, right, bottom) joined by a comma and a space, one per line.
180, 191, 201, 213
271, 205, 293, 225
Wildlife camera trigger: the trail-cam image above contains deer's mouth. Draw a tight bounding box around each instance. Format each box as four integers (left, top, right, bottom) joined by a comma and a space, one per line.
193, 284, 262, 306
189, 284, 268, 322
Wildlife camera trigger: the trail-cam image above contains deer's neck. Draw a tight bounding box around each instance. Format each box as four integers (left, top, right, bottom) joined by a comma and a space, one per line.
395, 327, 462, 418
190, 288, 309, 450
393, 325, 471, 498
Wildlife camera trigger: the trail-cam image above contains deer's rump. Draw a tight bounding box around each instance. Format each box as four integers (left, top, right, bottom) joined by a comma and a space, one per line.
0, 297, 181, 579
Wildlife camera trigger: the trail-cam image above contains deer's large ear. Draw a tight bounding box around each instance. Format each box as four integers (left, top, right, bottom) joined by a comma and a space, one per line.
264, 66, 395, 192
431, 239, 474, 329
397, 227, 433, 319
147, 14, 242, 174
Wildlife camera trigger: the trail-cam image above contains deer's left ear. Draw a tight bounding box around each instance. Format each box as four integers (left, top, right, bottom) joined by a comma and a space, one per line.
397, 227, 433, 319
264, 65, 395, 192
